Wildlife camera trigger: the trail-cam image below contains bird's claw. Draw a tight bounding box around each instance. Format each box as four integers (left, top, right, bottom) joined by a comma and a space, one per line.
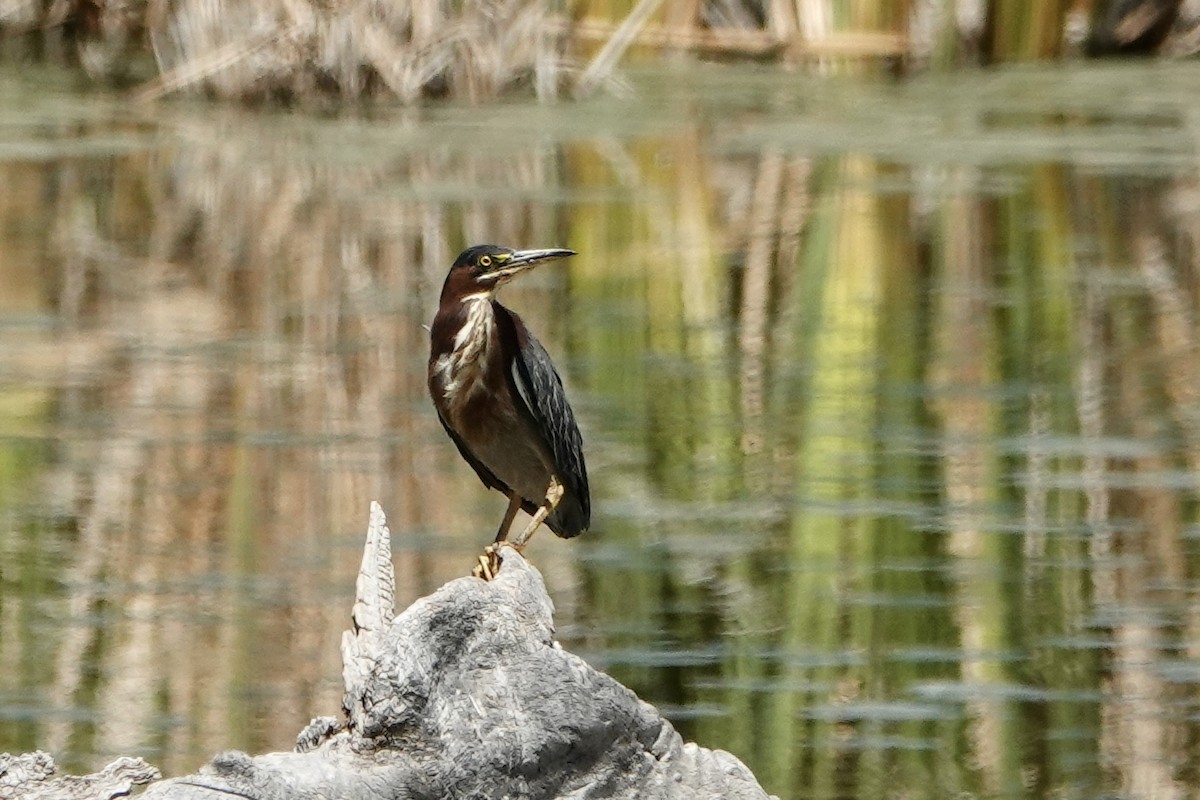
472, 543, 503, 581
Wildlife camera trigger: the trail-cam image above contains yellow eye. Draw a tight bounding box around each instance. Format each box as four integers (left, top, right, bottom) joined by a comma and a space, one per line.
479, 255, 492, 268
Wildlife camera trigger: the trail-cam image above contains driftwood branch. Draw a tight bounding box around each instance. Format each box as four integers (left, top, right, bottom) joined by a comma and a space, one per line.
0, 752, 159, 800
7, 502, 775, 800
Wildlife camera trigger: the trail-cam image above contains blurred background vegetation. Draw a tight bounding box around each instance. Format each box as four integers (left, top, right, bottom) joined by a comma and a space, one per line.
3, 2, 1200, 800
0, 0, 1199, 102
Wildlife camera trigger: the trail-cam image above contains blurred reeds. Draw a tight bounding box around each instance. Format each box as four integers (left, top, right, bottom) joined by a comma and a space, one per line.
557, 103, 1200, 799
0, 109, 577, 772
3, 64, 1200, 799
0, 0, 1195, 102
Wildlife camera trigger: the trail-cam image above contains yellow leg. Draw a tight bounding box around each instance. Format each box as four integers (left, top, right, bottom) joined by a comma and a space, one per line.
493, 492, 522, 543
473, 480, 565, 580
474, 492, 522, 581
510, 477, 564, 550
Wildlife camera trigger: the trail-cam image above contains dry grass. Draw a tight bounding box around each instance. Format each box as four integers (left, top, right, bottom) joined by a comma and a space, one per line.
132, 0, 571, 102
2, 0, 572, 103
2, 0, 1198, 105
142, 0, 568, 103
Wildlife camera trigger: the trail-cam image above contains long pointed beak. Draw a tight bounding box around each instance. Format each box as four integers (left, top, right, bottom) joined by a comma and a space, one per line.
486, 248, 576, 282
508, 247, 576, 266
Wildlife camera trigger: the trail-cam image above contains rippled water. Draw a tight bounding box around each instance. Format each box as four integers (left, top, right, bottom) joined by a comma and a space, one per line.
3, 60, 1200, 799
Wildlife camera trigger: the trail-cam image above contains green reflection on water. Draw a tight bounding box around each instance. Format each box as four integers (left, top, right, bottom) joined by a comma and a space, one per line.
2, 60, 1200, 799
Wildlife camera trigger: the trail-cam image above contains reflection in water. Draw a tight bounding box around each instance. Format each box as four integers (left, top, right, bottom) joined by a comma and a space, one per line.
3, 63, 1200, 798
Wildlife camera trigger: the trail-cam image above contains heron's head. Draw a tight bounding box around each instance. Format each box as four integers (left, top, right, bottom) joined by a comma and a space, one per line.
444, 244, 576, 298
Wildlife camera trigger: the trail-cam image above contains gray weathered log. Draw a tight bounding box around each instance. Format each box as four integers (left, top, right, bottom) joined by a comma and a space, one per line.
0, 751, 159, 800
15, 502, 776, 800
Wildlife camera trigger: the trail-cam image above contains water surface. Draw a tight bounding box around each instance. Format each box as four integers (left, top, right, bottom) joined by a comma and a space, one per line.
2, 60, 1200, 799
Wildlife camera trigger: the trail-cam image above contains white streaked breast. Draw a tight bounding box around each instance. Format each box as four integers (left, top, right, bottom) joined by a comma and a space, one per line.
440, 296, 495, 405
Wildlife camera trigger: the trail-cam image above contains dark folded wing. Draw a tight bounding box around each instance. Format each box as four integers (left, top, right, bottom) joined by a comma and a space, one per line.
435, 409, 508, 493
511, 330, 590, 534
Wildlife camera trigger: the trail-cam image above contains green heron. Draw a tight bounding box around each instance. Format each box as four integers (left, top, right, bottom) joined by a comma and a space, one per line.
428, 244, 590, 578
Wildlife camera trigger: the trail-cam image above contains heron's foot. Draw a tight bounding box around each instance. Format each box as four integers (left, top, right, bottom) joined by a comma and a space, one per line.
472, 543, 504, 581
